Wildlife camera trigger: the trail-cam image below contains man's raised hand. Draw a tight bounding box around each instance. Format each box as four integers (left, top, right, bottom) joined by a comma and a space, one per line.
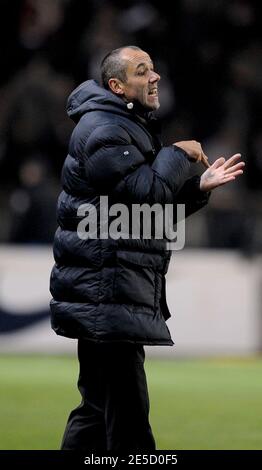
174, 140, 210, 169
199, 153, 245, 192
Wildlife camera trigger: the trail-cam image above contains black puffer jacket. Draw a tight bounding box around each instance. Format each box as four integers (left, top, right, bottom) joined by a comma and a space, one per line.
50, 80, 209, 345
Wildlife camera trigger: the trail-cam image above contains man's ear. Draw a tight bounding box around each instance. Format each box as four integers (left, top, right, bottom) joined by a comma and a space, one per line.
108, 78, 124, 95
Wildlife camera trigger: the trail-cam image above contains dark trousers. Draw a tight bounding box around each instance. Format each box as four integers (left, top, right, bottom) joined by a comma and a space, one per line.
61, 339, 156, 452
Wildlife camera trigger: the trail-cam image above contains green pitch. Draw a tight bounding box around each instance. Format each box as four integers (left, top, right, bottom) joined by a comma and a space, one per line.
0, 355, 261, 450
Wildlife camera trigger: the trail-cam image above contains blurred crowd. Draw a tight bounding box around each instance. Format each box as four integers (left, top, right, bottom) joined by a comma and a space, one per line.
0, 0, 261, 253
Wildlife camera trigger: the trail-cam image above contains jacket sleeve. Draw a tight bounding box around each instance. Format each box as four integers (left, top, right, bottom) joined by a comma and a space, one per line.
83, 124, 191, 204
175, 175, 211, 219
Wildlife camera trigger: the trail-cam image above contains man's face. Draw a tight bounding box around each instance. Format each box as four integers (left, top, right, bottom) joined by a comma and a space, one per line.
119, 48, 161, 111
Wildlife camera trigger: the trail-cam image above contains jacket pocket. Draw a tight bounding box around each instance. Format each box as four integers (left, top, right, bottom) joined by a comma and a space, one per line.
113, 251, 163, 309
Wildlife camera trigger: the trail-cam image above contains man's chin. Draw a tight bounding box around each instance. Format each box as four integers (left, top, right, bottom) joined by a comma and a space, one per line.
145, 100, 160, 111
153, 102, 160, 110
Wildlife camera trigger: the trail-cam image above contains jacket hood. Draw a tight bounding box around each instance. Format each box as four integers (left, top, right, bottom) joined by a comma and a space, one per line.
66, 79, 151, 124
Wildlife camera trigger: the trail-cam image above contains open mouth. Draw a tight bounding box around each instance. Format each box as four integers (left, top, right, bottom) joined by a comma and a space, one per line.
148, 88, 158, 96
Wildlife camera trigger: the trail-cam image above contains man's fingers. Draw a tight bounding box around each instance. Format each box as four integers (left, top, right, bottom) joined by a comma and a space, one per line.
196, 154, 201, 162
201, 152, 210, 168
221, 169, 244, 185
224, 161, 245, 175
221, 176, 236, 185
223, 153, 242, 169
195, 149, 202, 162
211, 157, 226, 169
226, 169, 244, 178
202, 159, 210, 169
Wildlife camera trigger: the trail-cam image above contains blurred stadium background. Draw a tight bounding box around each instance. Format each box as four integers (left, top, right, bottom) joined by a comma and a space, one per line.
0, 0, 262, 450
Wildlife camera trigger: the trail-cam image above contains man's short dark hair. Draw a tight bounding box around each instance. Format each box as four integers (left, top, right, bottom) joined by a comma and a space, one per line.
101, 46, 141, 90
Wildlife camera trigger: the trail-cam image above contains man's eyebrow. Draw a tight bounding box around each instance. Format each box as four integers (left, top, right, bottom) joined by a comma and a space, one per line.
135, 61, 154, 70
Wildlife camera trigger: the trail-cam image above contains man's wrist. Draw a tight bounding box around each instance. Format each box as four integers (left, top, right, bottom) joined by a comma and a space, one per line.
200, 174, 211, 192
200, 174, 206, 192
195, 175, 211, 200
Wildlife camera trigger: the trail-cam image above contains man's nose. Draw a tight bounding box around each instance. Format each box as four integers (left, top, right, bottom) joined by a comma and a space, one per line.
149, 71, 160, 83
